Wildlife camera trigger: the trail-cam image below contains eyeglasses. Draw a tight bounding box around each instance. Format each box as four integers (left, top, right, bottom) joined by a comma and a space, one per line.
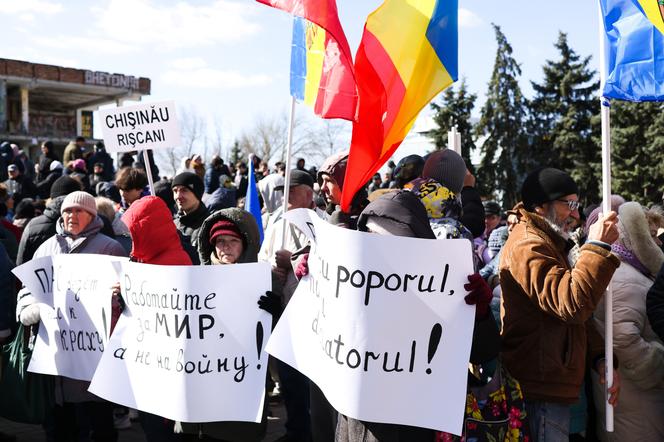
556, 199, 580, 211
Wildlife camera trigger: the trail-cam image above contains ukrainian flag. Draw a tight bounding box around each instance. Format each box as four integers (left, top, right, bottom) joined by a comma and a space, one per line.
600, 0, 664, 101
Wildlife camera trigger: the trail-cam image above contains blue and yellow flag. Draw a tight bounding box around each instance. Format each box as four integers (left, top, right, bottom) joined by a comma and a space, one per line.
600, 0, 664, 101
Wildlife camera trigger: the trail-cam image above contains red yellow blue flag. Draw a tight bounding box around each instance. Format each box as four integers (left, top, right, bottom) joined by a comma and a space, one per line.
257, 0, 357, 120
600, 0, 664, 101
341, 0, 458, 211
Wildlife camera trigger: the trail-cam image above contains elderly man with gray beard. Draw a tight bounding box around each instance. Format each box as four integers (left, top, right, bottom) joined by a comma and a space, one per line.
499, 167, 621, 442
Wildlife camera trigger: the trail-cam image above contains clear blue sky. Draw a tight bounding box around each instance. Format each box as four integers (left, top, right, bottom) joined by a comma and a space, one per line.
0, 0, 602, 163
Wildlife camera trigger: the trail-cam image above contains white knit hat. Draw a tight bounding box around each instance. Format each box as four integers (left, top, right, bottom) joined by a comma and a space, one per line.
61, 191, 97, 217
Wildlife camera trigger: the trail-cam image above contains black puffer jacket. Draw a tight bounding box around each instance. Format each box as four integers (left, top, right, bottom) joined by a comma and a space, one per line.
357, 190, 435, 239
339, 191, 500, 442
36, 169, 63, 199
343, 192, 437, 441
460, 186, 486, 238
16, 196, 65, 265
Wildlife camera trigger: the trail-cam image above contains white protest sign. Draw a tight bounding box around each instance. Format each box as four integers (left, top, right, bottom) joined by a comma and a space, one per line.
27, 254, 123, 381
266, 209, 475, 435
99, 100, 181, 153
89, 261, 272, 423
12, 255, 54, 305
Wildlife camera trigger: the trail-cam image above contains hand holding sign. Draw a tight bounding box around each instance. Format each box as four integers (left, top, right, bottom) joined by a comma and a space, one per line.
90, 261, 272, 423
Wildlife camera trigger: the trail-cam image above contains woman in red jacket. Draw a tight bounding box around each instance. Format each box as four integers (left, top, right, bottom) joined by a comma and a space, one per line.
120, 195, 192, 441
121, 195, 192, 266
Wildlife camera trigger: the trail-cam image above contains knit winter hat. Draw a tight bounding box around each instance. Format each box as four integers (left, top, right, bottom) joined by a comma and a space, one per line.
209, 220, 242, 245
61, 191, 97, 217
584, 195, 625, 234
483, 201, 502, 216
521, 167, 578, 211
72, 159, 87, 172
172, 172, 204, 201
49, 160, 63, 171
50, 176, 81, 198
421, 149, 467, 194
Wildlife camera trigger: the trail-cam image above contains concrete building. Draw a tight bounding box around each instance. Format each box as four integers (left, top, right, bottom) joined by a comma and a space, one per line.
0, 58, 150, 159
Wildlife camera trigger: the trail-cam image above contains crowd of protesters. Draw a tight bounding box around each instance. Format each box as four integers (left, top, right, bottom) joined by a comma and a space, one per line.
2, 136, 664, 442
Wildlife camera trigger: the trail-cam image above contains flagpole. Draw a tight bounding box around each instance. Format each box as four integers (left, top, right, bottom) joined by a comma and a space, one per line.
142, 149, 156, 196
280, 96, 297, 249
598, 2, 614, 432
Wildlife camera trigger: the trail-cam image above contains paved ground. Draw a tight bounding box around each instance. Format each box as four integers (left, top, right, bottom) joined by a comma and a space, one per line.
0, 401, 287, 442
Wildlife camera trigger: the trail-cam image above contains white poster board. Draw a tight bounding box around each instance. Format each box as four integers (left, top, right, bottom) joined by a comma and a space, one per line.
266, 209, 475, 435
26, 254, 123, 381
89, 261, 272, 423
12, 255, 54, 305
99, 100, 181, 153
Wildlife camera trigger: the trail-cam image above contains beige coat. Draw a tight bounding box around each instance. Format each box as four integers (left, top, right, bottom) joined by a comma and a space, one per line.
593, 262, 664, 441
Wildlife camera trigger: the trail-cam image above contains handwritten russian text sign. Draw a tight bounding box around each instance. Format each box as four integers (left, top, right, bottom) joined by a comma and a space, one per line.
26, 254, 121, 381
12, 255, 54, 305
90, 261, 272, 423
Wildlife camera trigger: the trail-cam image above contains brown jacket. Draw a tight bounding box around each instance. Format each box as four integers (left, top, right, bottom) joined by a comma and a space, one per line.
499, 204, 620, 403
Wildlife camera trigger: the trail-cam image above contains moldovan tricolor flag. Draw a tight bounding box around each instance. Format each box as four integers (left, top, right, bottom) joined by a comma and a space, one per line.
600, 0, 664, 101
340, 0, 458, 211
256, 0, 357, 120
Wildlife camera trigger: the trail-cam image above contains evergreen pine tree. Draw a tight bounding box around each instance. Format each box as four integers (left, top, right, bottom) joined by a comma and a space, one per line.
230, 140, 244, 165
644, 103, 664, 204
427, 78, 477, 173
475, 24, 529, 208
610, 101, 664, 204
528, 32, 600, 205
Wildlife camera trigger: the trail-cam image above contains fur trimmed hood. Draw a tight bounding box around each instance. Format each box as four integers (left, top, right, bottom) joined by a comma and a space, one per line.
617, 202, 664, 275
197, 208, 260, 265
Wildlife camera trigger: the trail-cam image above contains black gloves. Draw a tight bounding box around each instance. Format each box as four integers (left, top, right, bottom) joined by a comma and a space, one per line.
258, 291, 283, 319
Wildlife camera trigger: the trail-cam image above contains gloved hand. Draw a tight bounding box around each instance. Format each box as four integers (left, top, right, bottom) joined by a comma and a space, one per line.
20, 304, 41, 326
464, 273, 492, 319
294, 253, 310, 280
258, 291, 283, 318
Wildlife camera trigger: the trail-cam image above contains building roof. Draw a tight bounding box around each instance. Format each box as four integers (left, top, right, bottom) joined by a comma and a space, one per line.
0, 58, 150, 112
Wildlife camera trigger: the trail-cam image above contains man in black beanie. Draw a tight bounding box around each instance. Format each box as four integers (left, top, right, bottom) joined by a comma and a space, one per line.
499, 167, 621, 441
172, 172, 209, 256
16, 176, 81, 264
